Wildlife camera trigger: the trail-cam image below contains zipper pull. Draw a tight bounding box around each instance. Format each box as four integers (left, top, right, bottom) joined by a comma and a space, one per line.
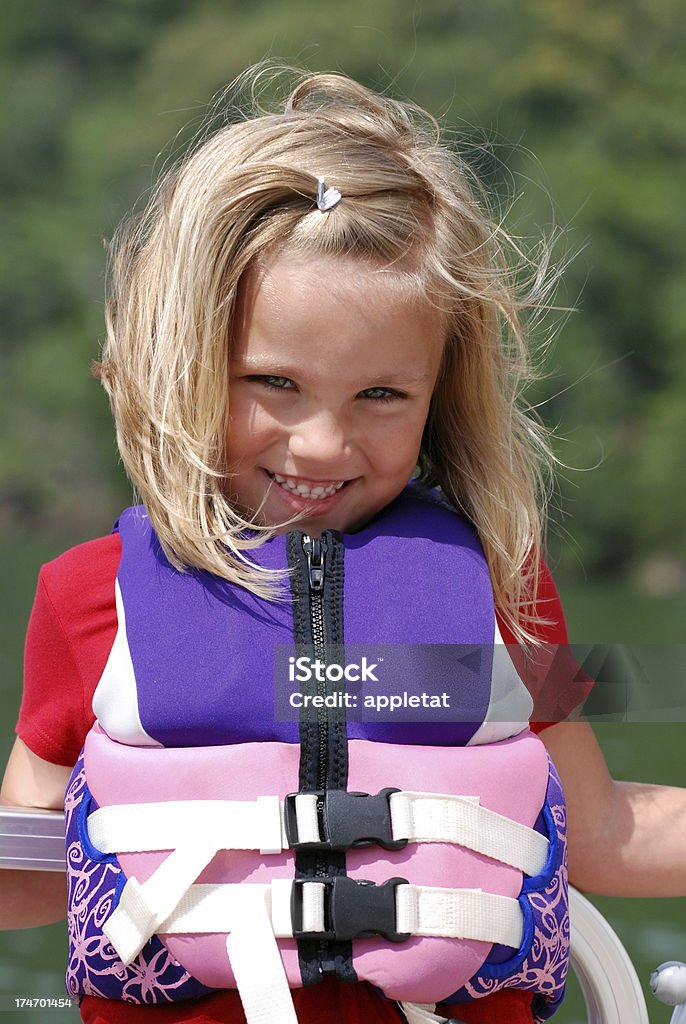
302, 535, 327, 592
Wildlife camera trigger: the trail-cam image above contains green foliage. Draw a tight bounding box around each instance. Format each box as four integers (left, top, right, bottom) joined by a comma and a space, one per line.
1, 0, 684, 592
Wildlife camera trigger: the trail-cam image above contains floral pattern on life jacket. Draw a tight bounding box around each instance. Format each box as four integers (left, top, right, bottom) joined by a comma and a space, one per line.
65, 754, 214, 1003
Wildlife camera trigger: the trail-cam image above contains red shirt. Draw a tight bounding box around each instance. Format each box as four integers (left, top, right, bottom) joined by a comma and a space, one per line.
18, 533, 569, 1024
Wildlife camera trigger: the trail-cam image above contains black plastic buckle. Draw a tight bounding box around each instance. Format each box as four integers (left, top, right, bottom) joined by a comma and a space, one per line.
291, 876, 410, 942
284, 788, 408, 852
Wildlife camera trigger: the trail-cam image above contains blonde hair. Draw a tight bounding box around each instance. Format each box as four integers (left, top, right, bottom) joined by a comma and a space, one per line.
97, 67, 556, 640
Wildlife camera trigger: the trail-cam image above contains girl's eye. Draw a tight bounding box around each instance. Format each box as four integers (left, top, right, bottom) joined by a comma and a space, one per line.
359, 386, 403, 402
250, 375, 296, 391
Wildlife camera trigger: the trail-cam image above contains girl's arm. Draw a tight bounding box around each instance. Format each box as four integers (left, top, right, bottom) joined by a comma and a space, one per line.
541, 719, 686, 896
0, 737, 72, 928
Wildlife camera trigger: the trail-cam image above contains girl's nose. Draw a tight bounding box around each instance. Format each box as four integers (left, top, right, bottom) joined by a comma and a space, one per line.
287, 410, 352, 466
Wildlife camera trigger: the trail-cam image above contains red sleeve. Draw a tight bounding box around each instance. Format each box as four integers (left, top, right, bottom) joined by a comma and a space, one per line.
496, 558, 569, 735
17, 533, 121, 766
496, 557, 569, 649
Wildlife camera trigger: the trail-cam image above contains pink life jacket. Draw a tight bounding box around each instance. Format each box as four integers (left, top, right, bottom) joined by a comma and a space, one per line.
65, 487, 568, 1022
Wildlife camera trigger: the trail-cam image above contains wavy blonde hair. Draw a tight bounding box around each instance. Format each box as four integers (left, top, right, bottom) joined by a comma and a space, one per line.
97, 67, 556, 640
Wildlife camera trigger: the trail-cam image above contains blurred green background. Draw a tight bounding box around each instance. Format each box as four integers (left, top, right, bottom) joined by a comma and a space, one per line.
1, 1, 685, 1021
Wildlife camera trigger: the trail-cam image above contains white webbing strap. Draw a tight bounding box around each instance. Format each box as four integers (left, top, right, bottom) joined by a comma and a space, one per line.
396, 884, 524, 949
89, 792, 331, 853
225, 892, 298, 1024
147, 880, 293, 936
291, 793, 320, 844
389, 791, 549, 876
153, 879, 523, 952
300, 880, 326, 933
103, 833, 224, 964
88, 796, 285, 855
96, 796, 285, 966
145, 879, 323, 937
399, 1004, 448, 1024
89, 791, 547, 876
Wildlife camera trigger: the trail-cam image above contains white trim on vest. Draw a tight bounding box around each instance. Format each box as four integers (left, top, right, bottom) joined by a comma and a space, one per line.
92, 579, 162, 748
466, 621, 534, 746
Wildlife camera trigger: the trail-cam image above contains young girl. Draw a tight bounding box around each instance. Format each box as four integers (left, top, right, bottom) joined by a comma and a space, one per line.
3, 68, 686, 1024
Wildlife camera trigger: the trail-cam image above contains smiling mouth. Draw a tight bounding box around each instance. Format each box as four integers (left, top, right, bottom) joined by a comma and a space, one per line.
266, 471, 349, 500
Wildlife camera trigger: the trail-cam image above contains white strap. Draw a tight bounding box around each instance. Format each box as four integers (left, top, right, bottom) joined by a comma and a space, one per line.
292, 793, 320, 844
100, 796, 284, 964
400, 1004, 448, 1024
152, 880, 323, 937
103, 832, 222, 963
153, 880, 523, 951
389, 791, 548, 876
301, 880, 326, 933
95, 794, 318, 966
225, 896, 298, 1024
396, 884, 523, 948
104, 877, 300, 1024
162, 882, 288, 935
89, 791, 547, 877
89, 796, 285, 856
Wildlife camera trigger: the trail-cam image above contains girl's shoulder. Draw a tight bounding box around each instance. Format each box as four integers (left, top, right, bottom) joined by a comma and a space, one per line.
39, 531, 122, 609
19, 532, 122, 767
34, 531, 123, 679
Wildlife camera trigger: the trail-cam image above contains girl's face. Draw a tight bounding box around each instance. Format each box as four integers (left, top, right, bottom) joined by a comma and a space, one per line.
227, 253, 445, 535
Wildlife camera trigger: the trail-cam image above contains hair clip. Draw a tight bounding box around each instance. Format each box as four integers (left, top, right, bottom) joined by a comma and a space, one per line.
316, 176, 342, 213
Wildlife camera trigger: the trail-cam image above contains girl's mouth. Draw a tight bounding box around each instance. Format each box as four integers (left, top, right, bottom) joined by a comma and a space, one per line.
265, 471, 349, 501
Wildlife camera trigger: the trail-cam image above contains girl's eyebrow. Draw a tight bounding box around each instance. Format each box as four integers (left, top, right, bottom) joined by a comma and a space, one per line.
230, 364, 290, 375
229, 356, 295, 371
229, 358, 304, 379
362, 372, 436, 388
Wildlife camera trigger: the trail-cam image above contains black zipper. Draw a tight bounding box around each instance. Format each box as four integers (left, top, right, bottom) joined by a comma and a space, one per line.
287, 529, 354, 984
301, 534, 334, 971
302, 535, 329, 802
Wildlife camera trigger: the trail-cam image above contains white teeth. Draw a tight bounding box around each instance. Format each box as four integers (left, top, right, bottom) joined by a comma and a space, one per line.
268, 472, 346, 500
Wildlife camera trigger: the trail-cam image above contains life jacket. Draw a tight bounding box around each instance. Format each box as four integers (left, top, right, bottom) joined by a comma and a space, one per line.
64, 486, 568, 1023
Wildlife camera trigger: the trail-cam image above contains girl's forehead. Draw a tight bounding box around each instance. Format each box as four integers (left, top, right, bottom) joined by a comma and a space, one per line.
243, 251, 431, 310
232, 252, 446, 383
